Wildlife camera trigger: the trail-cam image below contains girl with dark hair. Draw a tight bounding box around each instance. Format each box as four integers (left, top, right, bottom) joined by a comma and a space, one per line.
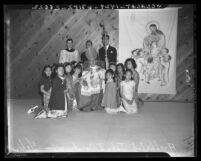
39, 65, 52, 114
70, 64, 83, 108
64, 62, 73, 76
71, 61, 77, 69
64, 63, 74, 112
116, 63, 125, 81
109, 62, 118, 83
124, 58, 138, 83
101, 69, 118, 114
119, 69, 137, 114
125, 58, 144, 110
28, 65, 52, 118
48, 64, 68, 118
50, 63, 58, 79
72, 64, 82, 80
116, 63, 125, 108
109, 62, 117, 73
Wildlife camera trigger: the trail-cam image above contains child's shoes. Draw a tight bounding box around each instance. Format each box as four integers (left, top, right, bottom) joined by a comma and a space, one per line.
34, 110, 47, 119
27, 106, 38, 114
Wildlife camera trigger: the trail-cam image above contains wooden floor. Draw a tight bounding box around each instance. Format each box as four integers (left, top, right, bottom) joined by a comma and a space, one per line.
7, 99, 195, 157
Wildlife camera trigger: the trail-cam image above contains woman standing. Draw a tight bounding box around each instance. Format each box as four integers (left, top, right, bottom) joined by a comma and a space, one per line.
80, 40, 101, 69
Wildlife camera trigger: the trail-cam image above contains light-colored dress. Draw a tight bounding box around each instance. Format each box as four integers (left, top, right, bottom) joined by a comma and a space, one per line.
120, 80, 138, 114
59, 49, 79, 63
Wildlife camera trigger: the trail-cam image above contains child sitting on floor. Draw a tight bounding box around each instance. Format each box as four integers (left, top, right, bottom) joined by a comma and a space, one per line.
39, 65, 52, 114
71, 63, 83, 109
120, 69, 138, 114
48, 64, 68, 118
124, 58, 144, 110
28, 65, 52, 118
64, 62, 77, 112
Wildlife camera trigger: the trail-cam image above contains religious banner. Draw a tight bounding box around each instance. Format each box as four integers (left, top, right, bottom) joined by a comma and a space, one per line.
119, 8, 178, 94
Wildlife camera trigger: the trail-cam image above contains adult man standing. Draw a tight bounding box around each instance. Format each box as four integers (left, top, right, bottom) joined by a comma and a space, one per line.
98, 34, 117, 69
59, 38, 80, 63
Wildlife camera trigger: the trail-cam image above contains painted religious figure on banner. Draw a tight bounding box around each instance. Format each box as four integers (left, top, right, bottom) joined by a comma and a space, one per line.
131, 21, 171, 86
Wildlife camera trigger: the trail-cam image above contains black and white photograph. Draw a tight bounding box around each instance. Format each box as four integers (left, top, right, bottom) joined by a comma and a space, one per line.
5, 4, 196, 157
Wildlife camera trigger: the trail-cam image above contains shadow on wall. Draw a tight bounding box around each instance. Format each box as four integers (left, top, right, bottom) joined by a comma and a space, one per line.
8, 9, 119, 99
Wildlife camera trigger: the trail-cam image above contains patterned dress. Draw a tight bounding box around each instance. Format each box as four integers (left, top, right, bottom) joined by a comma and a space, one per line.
80, 65, 105, 96
75, 65, 105, 111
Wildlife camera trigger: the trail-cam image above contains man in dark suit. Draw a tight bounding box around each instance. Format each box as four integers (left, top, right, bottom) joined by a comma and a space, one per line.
98, 34, 117, 69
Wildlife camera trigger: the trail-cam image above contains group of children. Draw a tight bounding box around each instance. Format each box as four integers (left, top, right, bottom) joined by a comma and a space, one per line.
35, 61, 82, 118
31, 58, 143, 118
102, 58, 143, 114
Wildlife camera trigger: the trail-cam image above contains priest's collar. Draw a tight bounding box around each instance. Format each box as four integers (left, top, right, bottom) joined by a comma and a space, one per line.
90, 65, 97, 69
58, 76, 65, 80
66, 48, 75, 52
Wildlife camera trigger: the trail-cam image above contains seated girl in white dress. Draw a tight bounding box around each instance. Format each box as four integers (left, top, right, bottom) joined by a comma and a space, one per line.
120, 69, 138, 114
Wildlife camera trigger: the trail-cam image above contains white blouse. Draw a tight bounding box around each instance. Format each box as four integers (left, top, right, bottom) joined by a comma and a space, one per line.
59, 49, 79, 63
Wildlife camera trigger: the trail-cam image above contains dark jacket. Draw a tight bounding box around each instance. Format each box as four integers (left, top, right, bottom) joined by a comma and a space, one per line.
98, 45, 117, 64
